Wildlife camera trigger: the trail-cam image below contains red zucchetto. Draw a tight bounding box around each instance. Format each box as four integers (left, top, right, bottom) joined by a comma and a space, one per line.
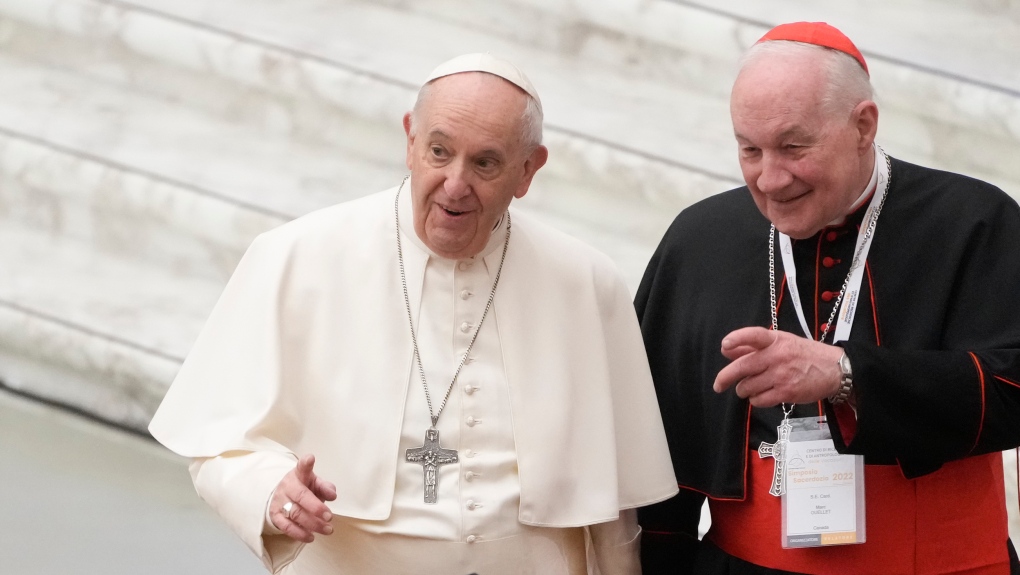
756, 21, 869, 75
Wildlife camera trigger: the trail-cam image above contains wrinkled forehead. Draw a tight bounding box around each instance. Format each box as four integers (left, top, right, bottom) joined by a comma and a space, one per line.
415, 74, 530, 151
731, 57, 832, 141
733, 48, 827, 108
422, 72, 530, 118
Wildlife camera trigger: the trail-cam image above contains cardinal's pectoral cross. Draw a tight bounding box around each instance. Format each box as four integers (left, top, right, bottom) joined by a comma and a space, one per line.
758, 416, 792, 496
405, 427, 458, 504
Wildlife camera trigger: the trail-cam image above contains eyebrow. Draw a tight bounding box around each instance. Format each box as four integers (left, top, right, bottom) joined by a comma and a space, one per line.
426, 130, 507, 161
777, 127, 811, 141
477, 147, 507, 161
734, 127, 813, 144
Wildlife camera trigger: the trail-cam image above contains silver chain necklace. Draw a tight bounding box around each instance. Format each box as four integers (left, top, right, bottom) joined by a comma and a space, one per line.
394, 176, 510, 503
760, 151, 892, 497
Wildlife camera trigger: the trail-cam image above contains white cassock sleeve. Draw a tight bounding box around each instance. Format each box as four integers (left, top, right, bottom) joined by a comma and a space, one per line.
189, 451, 304, 573
587, 509, 641, 575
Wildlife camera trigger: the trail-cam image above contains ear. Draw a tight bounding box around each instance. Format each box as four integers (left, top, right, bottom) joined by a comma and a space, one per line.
513, 145, 549, 199
402, 112, 415, 171
852, 100, 879, 155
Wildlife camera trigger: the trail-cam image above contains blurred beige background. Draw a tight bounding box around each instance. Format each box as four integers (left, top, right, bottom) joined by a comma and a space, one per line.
0, 0, 1017, 571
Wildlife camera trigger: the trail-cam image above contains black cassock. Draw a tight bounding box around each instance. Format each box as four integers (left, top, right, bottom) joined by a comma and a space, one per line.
636, 157, 1020, 575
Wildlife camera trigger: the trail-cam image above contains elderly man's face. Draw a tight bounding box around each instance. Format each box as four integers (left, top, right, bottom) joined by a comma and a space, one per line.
403, 73, 547, 259
730, 50, 876, 239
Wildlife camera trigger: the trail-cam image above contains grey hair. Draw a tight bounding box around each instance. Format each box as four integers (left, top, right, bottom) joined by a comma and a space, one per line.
740, 40, 874, 120
408, 74, 544, 151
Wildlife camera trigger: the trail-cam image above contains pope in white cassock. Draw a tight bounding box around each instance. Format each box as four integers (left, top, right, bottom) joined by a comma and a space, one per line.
148, 53, 679, 574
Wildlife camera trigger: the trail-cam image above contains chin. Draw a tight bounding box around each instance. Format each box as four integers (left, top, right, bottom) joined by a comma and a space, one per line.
427, 235, 481, 259
781, 228, 817, 240
772, 220, 822, 240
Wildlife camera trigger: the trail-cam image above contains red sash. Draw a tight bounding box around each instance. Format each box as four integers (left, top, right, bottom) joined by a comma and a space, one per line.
707, 451, 1010, 574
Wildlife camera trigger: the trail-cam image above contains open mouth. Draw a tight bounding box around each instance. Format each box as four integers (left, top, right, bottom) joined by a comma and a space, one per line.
438, 203, 471, 217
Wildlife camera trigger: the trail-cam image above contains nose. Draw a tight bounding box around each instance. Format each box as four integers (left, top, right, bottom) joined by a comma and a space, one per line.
443, 160, 472, 200
755, 152, 794, 195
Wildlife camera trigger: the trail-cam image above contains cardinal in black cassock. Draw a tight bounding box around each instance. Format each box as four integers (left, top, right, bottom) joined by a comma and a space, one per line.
636, 21, 1020, 575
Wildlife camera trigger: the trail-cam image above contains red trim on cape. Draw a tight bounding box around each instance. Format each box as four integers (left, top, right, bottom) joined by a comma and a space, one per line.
865, 262, 881, 345
743, 401, 752, 500
993, 374, 1020, 390
833, 403, 859, 444
776, 276, 787, 320
814, 234, 823, 339
967, 352, 987, 453
675, 482, 743, 502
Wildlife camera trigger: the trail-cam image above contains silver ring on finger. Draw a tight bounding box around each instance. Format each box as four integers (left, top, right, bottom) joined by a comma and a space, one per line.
282, 501, 296, 520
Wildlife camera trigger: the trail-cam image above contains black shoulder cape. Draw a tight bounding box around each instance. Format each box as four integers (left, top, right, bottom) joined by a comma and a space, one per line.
636, 157, 1020, 572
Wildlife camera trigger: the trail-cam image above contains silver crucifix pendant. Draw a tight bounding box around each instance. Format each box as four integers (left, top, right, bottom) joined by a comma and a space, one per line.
405, 427, 458, 504
758, 410, 793, 496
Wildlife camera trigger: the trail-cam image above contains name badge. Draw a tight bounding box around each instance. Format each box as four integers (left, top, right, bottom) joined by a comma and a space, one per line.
781, 417, 866, 548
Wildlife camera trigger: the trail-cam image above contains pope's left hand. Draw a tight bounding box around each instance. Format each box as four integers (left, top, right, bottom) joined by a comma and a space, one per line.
713, 327, 843, 407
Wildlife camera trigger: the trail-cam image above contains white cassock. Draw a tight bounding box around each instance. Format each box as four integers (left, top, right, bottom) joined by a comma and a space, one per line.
149, 183, 679, 574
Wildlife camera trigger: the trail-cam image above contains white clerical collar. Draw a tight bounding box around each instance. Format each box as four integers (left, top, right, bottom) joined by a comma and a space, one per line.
828, 143, 880, 227
397, 176, 509, 261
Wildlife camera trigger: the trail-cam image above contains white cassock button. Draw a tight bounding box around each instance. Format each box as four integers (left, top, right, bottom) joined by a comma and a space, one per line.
460, 290, 472, 300
458, 262, 472, 271
460, 322, 472, 333
466, 500, 479, 510
465, 471, 477, 481
464, 384, 478, 395
466, 416, 479, 427
463, 449, 475, 458
466, 535, 479, 543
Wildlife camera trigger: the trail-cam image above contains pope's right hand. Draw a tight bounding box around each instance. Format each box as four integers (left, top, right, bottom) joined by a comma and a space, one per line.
269, 454, 337, 542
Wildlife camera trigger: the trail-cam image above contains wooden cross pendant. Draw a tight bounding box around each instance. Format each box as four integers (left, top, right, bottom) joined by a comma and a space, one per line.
758, 416, 792, 496
405, 427, 458, 504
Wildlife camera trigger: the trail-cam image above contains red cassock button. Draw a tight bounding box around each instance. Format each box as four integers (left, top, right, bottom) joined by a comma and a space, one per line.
821, 290, 836, 302
819, 322, 830, 334
826, 231, 838, 242
822, 256, 838, 268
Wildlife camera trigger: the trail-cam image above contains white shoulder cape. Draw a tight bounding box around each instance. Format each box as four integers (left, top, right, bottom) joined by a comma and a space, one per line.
149, 187, 678, 527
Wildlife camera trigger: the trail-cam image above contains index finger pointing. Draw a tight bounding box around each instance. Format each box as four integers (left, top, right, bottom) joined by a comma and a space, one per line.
721, 327, 777, 353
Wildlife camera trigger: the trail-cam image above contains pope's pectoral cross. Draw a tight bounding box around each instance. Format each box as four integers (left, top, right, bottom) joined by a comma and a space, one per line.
758, 416, 792, 496
405, 427, 458, 504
